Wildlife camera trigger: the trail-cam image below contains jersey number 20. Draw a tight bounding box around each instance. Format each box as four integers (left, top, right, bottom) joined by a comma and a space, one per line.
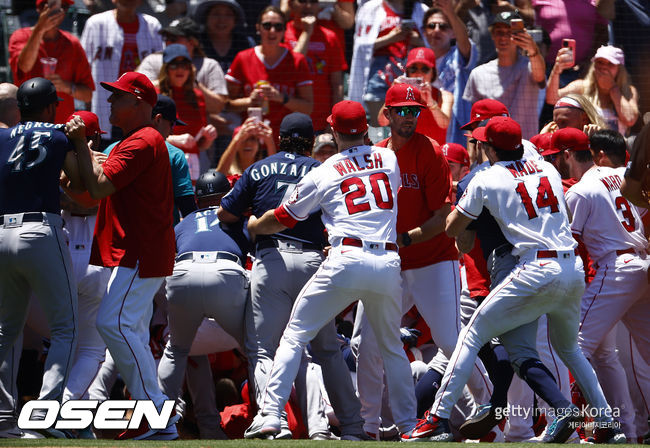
515, 176, 560, 220
340, 173, 394, 215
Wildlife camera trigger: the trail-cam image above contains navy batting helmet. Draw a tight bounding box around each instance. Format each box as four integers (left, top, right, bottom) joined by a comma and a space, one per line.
195, 170, 231, 198
17, 77, 61, 112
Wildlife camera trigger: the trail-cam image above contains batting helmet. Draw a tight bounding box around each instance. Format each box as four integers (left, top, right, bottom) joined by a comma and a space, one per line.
195, 170, 231, 198
17, 77, 61, 111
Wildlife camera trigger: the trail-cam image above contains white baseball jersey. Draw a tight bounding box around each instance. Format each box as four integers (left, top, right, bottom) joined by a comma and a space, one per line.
566, 166, 647, 264
276, 145, 401, 243
457, 157, 575, 256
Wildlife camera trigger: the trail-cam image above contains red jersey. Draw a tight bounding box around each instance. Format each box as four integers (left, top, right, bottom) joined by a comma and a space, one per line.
156, 86, 207, 154
91, 126, 175, 278
374, 2, 413, 60
318, 0, 354, 44
9, 28, 95, 124
462, 239, 491, 299
226, 47, 312, 137
415, 88, 446, 145
284, 22, 347, 131
377, 132, 457, 270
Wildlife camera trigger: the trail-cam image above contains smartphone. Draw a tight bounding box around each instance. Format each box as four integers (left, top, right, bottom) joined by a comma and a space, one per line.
401, 19, 417, 31
399, 76, 423, 88
510, 18, 525, 33
247, 107, 263, 124
562, 38, 576, 67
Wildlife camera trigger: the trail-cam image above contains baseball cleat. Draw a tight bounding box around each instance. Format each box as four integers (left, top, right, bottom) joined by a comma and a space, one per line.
542, 404, 582, 443
594, 426, 626, 444
459, 403, 504, 439
116, 410, 181, 440
0, 426, 25, 439
400, 411, 453, 442
341, 432, 377, 441
244, 413, 281, 439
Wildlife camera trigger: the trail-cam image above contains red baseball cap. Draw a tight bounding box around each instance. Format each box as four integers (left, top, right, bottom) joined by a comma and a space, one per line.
549, 128, 589, 155
472, 116, 522, 151
461, 99, 509, 130
100, 72, 158, 108
385, 83, 424, 108
67, 110, 106, 137
327, 100, 368, 135
442, 143, 469, 167
406, 47, 436, 69
36, 0, 74, 8
530, 133, 552, 155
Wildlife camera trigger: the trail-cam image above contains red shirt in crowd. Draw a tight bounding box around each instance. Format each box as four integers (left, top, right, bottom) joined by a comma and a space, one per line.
374, 2, 412, 60
284, 22, 347, 131
91, 126, 175, 278
9, 28, 95, 124
377, 132, 457, 270
117, 19, 140, 76
226, 47, 312, 137
318, 0, 353, 46
156, 86, 207, 154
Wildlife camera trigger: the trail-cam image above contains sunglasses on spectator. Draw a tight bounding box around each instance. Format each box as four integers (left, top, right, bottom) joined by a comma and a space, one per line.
297, 0, 318, 3
392, 106, 422, 118
261, 22, 285, 31
407, 65, 431, 74
426, 22, 450, 31
168, 60, 191, 70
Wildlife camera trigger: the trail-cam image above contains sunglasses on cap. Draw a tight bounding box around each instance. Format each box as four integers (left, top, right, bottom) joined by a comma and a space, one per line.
392, 106, 422, 118
407, 65, 431, 74
261, 22, 285, 31
426, 22, 450, 31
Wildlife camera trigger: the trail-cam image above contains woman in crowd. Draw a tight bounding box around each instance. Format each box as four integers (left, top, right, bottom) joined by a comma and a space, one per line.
216, 117, 276, 180
377, 47, 453, 144
225, 6, 313, 138
156, 44, 216, 181
546, 45, 639, 135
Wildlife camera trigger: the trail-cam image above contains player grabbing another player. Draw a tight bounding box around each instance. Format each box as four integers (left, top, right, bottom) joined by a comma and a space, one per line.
403, 116, 625, 443
243, 100, 418, 440
66, 71, 178, 440
0, 77, 81, 438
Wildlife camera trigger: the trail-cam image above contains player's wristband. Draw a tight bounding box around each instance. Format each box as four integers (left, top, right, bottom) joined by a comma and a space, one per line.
401, 232, 412, 247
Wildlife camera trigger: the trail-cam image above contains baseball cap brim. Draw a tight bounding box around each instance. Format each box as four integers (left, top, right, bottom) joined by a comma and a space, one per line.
100, 81, 132, 95
460, 118, 481, 130
388, 100, 425, 108
471, 126, 487, 142
175, 118, 188, 126
541, 148, 561, 156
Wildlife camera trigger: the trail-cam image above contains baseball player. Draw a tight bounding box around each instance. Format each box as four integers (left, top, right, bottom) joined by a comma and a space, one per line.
157, 170, 248, 440
244, 100, 418, 439
352, 83, 491, 437
564, 128, 650, 436
218, 112, 364, 440
403, 116, 624, 444
0, 77, 81, 438
621, 120, 650, 209
67, 72, 177, 440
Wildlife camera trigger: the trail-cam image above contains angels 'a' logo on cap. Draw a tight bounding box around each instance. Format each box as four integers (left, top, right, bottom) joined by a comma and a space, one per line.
405, 86, 416, 101
416, 49, 425, 59
441, 144, 449, 156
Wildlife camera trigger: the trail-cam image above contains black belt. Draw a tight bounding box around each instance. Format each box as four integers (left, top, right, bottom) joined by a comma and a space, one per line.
175, 251, 241, 265
0, 212, 46, 225
537, 248, 579, 259
342, 237, 398, 252
256, 239, 323, 251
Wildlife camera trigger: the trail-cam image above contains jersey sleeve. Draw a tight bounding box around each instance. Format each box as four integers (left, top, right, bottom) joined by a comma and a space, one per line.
219, 169, 254, 218
102, 137, 155, 190
456, 173, 485, 220
423, 143, 453, 211
565, 188, 590, 237
294, 53, 313, 87
225, 53, 244, 85
274, 172, 321, 228
169, 146, 194, 198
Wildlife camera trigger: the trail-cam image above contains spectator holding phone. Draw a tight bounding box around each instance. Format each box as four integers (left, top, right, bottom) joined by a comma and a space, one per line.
546, 45, 639, 136
422, 0, 477, 145
216, 117, 276, 179
463, 11, 545, 139
9, 0, 94, 124
377, 47, 453, 144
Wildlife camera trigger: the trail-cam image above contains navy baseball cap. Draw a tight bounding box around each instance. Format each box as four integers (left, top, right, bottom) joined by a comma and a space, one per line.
163, 44, 192, 64
491, 10, 521, 26
152, 94, 187, 126
161, 17, 201, 40
280, 112, 314, 139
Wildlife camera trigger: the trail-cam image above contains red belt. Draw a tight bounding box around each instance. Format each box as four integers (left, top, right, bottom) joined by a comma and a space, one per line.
537, 248, 579, 259
342, 237, 398, 252
616, 248, 635, 256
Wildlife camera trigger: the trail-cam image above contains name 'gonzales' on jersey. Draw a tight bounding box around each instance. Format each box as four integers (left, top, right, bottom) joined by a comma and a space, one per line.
332, 149, 383, 176
248, 158, 313, 181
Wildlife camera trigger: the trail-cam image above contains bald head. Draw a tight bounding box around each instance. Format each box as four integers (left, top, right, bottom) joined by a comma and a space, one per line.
0, 83, 20, 128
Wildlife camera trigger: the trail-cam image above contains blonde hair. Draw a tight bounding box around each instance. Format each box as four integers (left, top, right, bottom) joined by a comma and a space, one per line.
583, 61, 634, 110
158, 61, 198, 108
565, 93, 607, 129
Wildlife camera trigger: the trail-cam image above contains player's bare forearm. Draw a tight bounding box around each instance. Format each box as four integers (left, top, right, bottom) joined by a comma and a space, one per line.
446, 208, 474, 238
455, 229, 476, 254
407, 203, 452, 245
248, 209, 288, 240
621, 177, 650, 209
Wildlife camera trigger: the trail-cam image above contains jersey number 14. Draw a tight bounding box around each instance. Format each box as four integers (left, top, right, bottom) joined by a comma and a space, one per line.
515, 176, 560, 220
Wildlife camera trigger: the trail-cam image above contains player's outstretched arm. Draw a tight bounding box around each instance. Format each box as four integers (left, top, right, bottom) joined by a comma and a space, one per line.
401, 203, 452, 247
445, 208, 473, 238
455, 228, 476, 254
248, 209, 288, 241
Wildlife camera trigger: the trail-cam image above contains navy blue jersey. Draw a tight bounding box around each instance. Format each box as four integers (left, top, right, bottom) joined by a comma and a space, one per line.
457, 161, 508, 260
175, 207, 249, 263
0, 122, 72, 215
220, 152, 326, 246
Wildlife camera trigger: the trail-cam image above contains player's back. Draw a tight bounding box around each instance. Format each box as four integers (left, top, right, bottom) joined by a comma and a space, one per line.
475, 157, 575, 256
0, 122, 70, 215
566, 166, 646, 261
315, 145, 400, 243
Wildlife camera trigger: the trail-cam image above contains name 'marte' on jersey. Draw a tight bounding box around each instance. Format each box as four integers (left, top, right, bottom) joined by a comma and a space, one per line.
0, 122, 71, 215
